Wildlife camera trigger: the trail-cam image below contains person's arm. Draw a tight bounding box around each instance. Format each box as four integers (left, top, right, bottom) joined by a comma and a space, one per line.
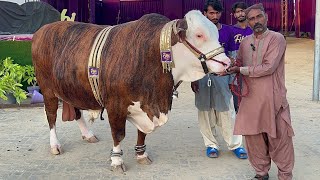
228, 50, 237, 59
240, 34, 286, 77
227, 26, 237, 59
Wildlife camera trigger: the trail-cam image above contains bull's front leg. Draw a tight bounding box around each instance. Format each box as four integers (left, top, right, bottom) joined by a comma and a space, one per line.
108, 115, 127, 173
136, 130, 152, 165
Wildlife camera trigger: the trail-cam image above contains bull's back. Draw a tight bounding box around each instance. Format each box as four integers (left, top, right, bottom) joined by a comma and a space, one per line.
32, 14, 173, 112
32, 21, 105, 109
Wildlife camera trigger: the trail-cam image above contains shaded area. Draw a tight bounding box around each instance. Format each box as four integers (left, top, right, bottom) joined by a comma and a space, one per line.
0, 1, 60, 34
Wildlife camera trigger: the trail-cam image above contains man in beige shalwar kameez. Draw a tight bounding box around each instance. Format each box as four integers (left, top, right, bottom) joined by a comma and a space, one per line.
228, 3, 295, 180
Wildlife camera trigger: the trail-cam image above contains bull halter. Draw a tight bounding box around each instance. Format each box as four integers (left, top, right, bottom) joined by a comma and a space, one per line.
160, 20, 228, 74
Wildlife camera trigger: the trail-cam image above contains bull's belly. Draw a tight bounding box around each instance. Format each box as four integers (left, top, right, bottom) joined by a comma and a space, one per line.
54, 92, 102, 110
127, 102, 169, 134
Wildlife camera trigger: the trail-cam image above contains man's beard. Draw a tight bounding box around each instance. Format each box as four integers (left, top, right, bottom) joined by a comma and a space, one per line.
211, 19, 219, 24
237, 16, 246, 22
253, 23, 265, 32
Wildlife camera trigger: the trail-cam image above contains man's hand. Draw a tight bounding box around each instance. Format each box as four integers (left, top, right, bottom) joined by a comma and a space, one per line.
217, 71, 229, 76
229, 57, 236, 67
227, 66, 240, 74
229, 84, 236, 91
191, 81, 199, 93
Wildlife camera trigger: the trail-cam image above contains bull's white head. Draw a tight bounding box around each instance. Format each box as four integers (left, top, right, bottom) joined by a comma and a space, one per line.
171, 10, 231, 83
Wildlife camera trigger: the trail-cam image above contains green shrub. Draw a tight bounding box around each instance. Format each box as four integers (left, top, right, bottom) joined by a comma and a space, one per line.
0, 57, 36, 104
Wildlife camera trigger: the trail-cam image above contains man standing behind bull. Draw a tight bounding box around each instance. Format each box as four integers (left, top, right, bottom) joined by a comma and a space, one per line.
191, 0, 247, 159
228, 3, 295, 180
231, 1, 253, 112
232, 2, 253, 52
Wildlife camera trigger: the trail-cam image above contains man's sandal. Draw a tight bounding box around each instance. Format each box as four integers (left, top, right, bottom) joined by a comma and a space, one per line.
206, 147, 219, 158
232, 147, 248, 159
251, 174, 269, 180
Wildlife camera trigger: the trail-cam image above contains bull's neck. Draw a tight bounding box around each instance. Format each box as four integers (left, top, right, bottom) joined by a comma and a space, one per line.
171, 68, 205, 85
171, 71, 180, 85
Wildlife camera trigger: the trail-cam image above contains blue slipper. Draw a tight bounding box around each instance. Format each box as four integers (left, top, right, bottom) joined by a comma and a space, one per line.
206, 147, 219, 158
233, 147, 248, 159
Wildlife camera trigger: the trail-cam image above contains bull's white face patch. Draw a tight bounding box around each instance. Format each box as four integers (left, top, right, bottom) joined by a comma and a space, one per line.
127, 102, 168, 134
172, 43, 209, 83
171, 10, 231, 82
50, 126, 60, 148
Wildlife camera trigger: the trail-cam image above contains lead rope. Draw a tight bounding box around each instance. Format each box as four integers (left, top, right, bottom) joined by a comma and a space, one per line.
230, 61, 250, 107
172, 80, 183, 98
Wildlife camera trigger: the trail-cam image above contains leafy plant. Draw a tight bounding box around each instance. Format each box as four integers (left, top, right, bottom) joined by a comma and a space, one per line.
0, 57, 27, 104
24, 65, 37, 86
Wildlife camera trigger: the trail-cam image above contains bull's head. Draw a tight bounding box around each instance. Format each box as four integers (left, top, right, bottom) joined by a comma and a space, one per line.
171, 10, 231, 83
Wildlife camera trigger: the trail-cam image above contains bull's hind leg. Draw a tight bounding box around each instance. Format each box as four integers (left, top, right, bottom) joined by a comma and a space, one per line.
43, 93, 61, 155
75, 109, 99, 143
136, 130, 152, 165
107, 110, 127, 173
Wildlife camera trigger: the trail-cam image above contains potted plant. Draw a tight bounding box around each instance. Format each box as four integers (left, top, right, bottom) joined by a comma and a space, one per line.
24, 65, 39, 94
23, 64, 44, 104
0, 57, 27, 104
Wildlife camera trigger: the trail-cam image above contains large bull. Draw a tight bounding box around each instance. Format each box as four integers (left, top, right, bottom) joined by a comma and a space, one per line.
32, 10, 230, 172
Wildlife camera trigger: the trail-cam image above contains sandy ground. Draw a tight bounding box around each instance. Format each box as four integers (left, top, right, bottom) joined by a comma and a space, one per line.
0, 37, 319, 180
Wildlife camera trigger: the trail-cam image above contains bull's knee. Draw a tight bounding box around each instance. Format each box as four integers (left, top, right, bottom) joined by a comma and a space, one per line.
115, 129, 125, 142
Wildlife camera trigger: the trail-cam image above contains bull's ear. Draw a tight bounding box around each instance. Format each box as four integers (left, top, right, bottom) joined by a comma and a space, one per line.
174, 18, 188, 34
173, 18, 187, 42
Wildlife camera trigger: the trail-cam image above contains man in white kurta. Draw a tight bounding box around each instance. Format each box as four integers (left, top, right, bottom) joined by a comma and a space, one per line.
191, 0, 247, 159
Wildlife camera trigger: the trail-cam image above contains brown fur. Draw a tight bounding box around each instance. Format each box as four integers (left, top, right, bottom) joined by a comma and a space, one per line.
32, 13, 184, 151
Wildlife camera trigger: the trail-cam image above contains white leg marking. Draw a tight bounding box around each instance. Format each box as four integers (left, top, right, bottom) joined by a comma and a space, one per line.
77, 112, 94, 138
50, 126, 60, 148
136, 152, 149, 160
111, 145, 123, 166
127, 102, 169, 134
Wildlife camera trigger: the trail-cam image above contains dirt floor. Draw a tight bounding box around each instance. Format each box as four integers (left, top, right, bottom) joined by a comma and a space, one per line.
0, 37, 319, 180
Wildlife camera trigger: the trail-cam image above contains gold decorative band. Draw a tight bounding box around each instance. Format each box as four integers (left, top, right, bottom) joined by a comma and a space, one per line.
160, 20, 177, 73
88, 26, 114, 107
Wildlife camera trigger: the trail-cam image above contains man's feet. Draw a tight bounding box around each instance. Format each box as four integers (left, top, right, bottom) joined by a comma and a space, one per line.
251, 174, 269, 180
232, 147, 248, 159
206, 147, 218, 158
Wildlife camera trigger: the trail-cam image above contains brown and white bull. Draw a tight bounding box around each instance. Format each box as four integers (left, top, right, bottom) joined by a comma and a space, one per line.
32, 10, 230, 172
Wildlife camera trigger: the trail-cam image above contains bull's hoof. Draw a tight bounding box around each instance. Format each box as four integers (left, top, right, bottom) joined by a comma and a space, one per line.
50, 145, 62, 155
110, 164, 126, 173
82, 135, 99, 143
137, 156, 152, 165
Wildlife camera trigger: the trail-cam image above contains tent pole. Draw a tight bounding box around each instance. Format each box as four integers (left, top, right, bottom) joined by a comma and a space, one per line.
313, 0, 320, 101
